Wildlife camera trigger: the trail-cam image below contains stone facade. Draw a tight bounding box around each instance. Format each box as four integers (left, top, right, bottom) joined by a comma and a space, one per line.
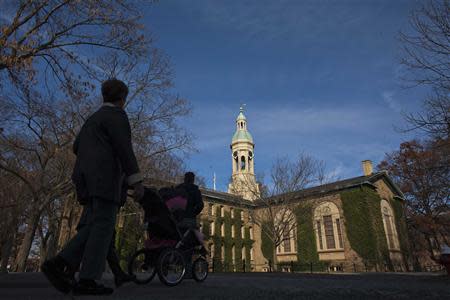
195, 108, 410, 272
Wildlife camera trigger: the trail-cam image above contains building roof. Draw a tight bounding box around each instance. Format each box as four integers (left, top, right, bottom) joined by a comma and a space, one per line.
232, 130, 254, 143
144, 171, 404, 208
256, 171, 404, 206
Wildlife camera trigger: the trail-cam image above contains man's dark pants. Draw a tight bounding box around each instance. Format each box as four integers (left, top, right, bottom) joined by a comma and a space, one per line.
59, 197, 118, 280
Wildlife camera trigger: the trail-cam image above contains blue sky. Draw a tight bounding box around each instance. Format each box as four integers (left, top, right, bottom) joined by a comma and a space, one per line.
142, 0, 428, 191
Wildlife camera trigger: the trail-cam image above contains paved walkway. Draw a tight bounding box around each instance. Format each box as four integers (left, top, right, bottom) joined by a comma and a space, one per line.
0, 272, 449, 300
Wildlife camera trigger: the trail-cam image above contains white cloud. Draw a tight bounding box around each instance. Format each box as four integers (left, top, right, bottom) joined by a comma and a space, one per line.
382, 91, 401, 112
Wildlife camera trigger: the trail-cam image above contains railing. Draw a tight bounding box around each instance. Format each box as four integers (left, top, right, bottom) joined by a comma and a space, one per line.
207, 258, 446, 274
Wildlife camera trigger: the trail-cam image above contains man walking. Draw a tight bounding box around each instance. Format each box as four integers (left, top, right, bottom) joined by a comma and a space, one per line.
42, 79, 144, 295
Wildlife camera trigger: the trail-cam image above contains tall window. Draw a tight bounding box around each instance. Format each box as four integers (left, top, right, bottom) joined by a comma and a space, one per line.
221, 223, 225, 237
241, 246, 246, 261
323, 215, 336, 249
210, 221, 215, 236
232, 225, 235, 238
316, 220, 323, 250
232, 245, 236, 263
249, 227, 254, 240
314, 202, 344, 251
283, 227, 292, 252
381, 200, 400, 250
336, 218, 344, 249
250, 247, 254, 261
241, 226, 245, 238
220, 206, 225, 217
275, 209, 296, 254
211, 204, 215, 216
209, 244, 214, 260
240, 211, 244, 220
208, 204, 213, 216
241, 156, 246, 170
231, 208, 234, 218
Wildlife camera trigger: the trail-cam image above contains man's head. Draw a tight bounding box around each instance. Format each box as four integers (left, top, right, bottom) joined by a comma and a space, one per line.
184, 172, 195, 184
101, 79, 129, 108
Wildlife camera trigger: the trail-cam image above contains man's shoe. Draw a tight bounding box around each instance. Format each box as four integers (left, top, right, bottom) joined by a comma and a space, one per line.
41, 256, 74, 294
114, 273, 136, 288
73, 279, 114, 296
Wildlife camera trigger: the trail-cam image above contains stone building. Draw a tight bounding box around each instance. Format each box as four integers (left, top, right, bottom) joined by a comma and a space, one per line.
195, 108, 411, 272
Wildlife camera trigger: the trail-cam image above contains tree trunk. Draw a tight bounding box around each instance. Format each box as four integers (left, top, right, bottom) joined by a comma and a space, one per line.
13, 210, 41, 272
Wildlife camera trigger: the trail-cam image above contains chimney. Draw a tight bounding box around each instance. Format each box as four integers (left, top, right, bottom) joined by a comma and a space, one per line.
362, 160, 373, 176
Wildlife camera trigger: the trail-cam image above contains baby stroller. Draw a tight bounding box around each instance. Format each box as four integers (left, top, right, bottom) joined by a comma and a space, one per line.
128, 187, 208, 287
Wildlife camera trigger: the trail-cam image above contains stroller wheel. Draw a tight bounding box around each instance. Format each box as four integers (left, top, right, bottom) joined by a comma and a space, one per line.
128, 249, 156, 284
192, 257, 208, 282
157, 248, 185, 287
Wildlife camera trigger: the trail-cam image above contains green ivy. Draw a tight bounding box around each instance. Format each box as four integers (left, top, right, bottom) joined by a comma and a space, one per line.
203, 206, 254, 272
340, 186, 391, 268
294, 203, 321, 264
260, 221, 275, 262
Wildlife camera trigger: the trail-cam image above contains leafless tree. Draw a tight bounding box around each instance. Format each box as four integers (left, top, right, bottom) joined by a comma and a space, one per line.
0, 1, 192, 271
244, 153, 328, 264
400, 0, 450, 139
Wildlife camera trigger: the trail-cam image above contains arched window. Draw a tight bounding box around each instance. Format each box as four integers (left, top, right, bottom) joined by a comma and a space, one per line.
248, 151, 253, 172
275, 209, 297, 254
314, 202, 344, 251
233, 151, 238, 171
381, 199, 400, 250
241, 156, 246, 170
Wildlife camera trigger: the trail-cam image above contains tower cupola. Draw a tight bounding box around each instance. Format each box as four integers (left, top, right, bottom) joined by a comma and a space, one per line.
228, 106, 260, 200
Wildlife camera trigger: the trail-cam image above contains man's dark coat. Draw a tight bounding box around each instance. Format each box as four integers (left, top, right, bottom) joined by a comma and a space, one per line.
72, 104, 141, 204
176, 183, 204, 219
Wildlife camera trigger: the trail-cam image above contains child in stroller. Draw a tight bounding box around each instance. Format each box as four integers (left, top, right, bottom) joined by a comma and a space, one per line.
128, 187, 208, 286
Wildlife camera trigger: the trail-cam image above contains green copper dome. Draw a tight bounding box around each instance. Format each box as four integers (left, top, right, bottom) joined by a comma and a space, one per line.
232, 130, 253, 143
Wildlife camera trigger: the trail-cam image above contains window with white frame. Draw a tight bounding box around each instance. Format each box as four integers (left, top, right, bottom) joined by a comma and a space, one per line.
220, 205, 225, 217
380, 199, 400, 250
313, 202, 344, 251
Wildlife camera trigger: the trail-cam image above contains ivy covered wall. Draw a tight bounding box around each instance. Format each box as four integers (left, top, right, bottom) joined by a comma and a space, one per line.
202, 206, 254, 272
340, 186, 391, 268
